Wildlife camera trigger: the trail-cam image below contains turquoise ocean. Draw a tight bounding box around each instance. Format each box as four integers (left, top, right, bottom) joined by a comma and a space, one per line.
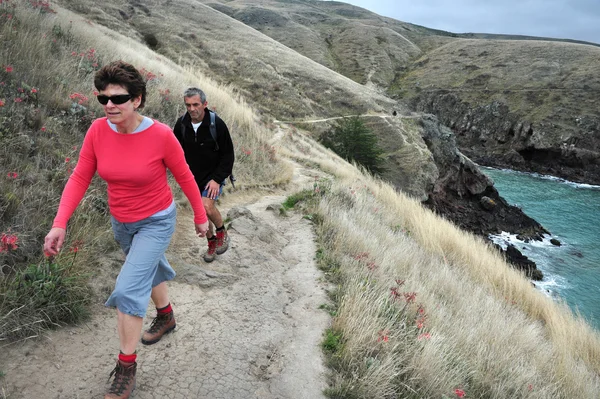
482, 167, 600, 331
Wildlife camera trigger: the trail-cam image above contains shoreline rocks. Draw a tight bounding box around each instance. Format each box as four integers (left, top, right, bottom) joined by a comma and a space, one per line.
418, 114, 547, 279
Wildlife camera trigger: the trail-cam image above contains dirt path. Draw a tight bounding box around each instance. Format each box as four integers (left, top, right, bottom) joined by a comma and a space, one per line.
1, 159, 331, 398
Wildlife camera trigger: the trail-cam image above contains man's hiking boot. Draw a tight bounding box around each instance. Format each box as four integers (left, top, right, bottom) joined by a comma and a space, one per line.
105, 360, 136, 399
141, 310, 176, 345
203, 237, 217, 262
216, 229, 230, 255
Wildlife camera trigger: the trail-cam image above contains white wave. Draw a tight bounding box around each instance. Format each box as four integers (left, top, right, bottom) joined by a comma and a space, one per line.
482, 166, 600, 190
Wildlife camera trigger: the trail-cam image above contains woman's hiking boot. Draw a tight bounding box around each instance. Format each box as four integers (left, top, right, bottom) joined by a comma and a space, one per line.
105, 360, 136, 399
215, 229, 230, 255
141, 310, 176, 345
203, 237, 217, 262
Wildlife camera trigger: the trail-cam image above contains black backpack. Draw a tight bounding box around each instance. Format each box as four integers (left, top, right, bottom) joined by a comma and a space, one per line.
177, 111, 236, 188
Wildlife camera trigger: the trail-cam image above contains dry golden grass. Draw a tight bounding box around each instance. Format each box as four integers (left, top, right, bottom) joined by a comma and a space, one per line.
279, 126, 600, 397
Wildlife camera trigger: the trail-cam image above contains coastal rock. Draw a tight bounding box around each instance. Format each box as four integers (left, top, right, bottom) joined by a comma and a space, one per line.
412, 92, 600, 185
480, 196, 496, 211
418, 115, 547, 278
504, 244, 543, 281
550, 238, 561, 246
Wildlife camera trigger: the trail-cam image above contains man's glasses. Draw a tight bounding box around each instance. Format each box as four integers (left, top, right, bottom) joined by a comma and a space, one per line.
96, 94, 133, 105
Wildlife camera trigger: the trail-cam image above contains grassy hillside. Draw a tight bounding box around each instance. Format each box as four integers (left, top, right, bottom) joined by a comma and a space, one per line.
280, 128, 600, 398
55, 0, 397, 119
195, 0, 600, 184
2, 2, 600, 398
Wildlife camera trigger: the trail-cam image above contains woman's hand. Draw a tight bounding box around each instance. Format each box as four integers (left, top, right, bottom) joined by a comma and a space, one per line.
43, 227, 66, 256
195, 221, 209, 237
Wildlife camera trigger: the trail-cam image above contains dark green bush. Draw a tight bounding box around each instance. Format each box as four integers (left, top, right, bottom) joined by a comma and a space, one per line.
320, 116, 385, 175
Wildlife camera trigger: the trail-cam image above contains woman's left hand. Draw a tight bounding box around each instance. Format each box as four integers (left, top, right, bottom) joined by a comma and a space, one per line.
195, 221, 209, 237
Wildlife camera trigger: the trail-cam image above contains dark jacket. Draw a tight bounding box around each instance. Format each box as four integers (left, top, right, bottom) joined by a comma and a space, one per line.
173, 109, 235, 189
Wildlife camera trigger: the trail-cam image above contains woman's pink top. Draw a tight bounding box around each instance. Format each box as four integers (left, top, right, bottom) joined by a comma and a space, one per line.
53, 117, 207, 228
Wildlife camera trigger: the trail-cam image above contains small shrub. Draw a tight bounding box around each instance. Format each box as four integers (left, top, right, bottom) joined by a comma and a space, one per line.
0, 255, 92, 342
322, 328, 343, 353
143, 32, 159, 49
282, 189, 313, 210
320, 116, 385, 175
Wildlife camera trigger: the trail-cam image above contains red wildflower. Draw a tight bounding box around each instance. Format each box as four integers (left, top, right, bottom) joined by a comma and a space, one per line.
454, 388, 465, 398
403, 292, 417, 303
417, 333, 431, 340
14, 98, 22, 103
353, 252, 368, 261
5, 65, 13, 73
70, 240, 84, 253
7, 172, 18, 179
0, 233, 18, 253
40, 126, 46, 132
65, 157, 71, 163
31, 88, 37, 93
0, 99, 4, 107
377, 330, 389, 343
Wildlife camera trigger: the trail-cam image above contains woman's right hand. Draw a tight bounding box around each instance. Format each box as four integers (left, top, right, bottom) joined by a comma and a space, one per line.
195, 221, 209, 237
44, 227, 66, 256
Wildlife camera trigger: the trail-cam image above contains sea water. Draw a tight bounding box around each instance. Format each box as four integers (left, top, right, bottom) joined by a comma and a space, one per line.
482, 167, 600, 330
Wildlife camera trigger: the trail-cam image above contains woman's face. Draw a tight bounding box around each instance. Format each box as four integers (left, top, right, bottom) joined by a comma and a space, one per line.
98, 83, 141, 126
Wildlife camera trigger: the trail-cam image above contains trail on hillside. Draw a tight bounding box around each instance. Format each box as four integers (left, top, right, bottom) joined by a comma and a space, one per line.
1, 131, 331, 399
275, 113, 420, 124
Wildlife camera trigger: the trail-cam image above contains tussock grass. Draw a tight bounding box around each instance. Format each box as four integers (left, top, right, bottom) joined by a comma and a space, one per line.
0, 2, 287, 343
281, 127, 600, 397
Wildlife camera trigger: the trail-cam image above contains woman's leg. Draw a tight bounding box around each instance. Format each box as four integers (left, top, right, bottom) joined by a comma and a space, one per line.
150, 281, 169, 309
117, 309, 144, 354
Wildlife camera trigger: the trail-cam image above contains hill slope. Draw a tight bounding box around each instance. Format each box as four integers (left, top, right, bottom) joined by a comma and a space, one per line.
196, 0, 600, 185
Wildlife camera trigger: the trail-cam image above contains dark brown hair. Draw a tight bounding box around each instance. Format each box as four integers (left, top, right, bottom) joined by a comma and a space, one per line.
94, 60, 147, 109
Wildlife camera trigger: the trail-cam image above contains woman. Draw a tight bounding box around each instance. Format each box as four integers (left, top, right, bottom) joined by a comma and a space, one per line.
43, 60, 209, 399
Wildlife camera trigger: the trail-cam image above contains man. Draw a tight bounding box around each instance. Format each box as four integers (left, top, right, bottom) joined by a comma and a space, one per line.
174, 87, 235, 262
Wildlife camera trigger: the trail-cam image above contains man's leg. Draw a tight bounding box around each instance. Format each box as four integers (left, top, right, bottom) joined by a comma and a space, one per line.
202, 197, 230, 255
202, 197, 227, 261
202, 197, 223, 232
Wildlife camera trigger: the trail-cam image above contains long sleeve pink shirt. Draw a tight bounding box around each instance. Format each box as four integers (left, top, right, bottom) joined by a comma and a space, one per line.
53, 117, 207, 229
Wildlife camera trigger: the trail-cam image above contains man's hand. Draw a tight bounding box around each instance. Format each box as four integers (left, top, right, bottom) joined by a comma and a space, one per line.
204, 180, 220, 200
195, 221, 209, 237
44, 227, 66, 256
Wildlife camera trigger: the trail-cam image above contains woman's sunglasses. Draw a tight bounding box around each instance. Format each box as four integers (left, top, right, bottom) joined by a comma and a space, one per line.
97, 94, 133, 105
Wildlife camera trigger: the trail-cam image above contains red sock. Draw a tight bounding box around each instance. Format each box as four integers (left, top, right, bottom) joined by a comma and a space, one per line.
119, 351, 137, 364
157, 303, 172, 315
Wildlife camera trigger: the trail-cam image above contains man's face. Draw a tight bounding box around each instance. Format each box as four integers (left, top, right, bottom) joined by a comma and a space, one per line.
184, 94, 207, 123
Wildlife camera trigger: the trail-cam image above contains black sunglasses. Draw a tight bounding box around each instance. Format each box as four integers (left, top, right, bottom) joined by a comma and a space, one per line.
97, 94, 133, 105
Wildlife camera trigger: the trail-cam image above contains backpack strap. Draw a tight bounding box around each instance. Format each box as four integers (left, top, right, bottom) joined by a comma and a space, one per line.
209, 111, 219, 151
209, 111, 236, 189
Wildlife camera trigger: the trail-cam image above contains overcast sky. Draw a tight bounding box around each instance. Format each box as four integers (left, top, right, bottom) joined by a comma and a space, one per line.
338, 0, 600, 44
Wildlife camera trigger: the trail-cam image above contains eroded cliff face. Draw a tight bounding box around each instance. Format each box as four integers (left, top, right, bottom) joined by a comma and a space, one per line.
415, 115, 547, 280
411, 93, 600, 185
